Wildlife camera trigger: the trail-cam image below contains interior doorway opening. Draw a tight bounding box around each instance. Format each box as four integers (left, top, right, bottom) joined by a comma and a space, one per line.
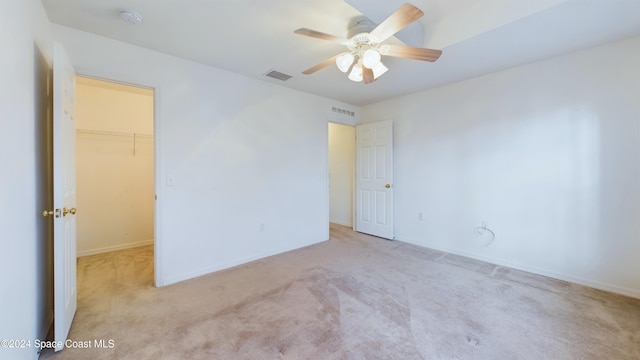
75, 76, 155, 269
328, 122, 355, 228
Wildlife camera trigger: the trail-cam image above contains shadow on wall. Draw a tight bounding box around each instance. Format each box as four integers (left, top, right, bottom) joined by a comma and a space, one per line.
460, 107, 601, 268
400, 105, 602, 271
33, 43, 54, 343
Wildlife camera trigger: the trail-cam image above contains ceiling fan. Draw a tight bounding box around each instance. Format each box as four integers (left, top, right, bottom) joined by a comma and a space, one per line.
294, 3, 442, 84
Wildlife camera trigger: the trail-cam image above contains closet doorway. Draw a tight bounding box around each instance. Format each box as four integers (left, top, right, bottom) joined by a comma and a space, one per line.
75, 76, 155, 261
328, 122, 355, 228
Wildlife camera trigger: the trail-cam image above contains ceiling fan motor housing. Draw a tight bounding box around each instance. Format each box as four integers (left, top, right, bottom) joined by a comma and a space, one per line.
347, 16, 377, 40
345, 17, 382, 60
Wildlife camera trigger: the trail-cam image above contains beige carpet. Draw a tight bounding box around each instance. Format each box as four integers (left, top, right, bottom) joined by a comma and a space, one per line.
41, 224, 640, 359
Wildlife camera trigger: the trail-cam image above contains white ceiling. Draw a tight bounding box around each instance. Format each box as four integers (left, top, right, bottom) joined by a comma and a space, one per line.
41, 0, 640, 106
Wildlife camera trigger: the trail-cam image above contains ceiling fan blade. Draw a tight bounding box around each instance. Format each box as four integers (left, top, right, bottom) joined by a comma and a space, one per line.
369, 3, 424, 43
363, 67, 375, 84
383, 44, 442, 62
302, 54, 340, 75
294, 28, 348, 44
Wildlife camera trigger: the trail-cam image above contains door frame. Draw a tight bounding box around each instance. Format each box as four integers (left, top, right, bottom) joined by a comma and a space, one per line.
74, 70, 163, 287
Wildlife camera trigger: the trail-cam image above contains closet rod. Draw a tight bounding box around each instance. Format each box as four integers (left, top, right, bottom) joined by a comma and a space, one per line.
76, 128, 153, 138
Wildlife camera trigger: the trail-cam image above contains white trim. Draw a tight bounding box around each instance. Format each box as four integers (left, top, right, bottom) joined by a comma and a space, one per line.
396, 236, 640, 300
330, 219, 352, 227
152, 83, 162, 287
77, 240, 154, 257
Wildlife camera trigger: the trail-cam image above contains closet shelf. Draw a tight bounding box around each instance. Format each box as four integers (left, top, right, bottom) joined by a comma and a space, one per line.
77, 128, 152, 156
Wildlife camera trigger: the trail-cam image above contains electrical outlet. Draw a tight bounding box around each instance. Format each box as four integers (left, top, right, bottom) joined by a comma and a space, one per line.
259, 223, 265, 232
418, 212, 424, 221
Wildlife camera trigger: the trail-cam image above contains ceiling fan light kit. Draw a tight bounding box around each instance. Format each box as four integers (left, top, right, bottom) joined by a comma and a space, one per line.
294, 3, 442, 84
339, 37, 386, 82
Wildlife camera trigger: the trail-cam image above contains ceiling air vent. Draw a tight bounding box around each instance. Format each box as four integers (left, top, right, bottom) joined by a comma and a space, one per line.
264, 70, 293, 81
332, 107, 355, 117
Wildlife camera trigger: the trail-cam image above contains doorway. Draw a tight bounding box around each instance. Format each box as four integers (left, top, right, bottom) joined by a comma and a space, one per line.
328, 122, 355, 228
74, 76, 155, 259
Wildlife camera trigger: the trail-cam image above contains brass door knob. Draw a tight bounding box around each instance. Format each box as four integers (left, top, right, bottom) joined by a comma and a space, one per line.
63, 207, 77, 216
385, 184, 391, 188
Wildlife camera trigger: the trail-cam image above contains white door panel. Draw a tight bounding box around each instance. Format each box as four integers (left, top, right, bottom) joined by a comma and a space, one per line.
356, 120, 393, 239
53, 42, 77, 351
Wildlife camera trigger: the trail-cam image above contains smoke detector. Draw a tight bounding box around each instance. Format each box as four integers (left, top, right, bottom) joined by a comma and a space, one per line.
120, 10, 143, 25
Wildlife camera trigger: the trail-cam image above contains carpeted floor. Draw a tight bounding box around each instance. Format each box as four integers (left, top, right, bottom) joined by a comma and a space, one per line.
41, 224, 640, 359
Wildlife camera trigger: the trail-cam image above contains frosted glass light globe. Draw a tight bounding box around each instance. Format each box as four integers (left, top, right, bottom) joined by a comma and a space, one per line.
362, 49, 381, 69
336, 53, 355, 73
372, 62, 388, 79
348, 63, 363, 82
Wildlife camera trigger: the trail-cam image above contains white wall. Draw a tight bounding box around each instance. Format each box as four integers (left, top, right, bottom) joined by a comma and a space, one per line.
0, 0, 53, 359
328, 123, 355, 226
361, 36, 640, 298
75, 79, 154, 256
52, 24, 359, 286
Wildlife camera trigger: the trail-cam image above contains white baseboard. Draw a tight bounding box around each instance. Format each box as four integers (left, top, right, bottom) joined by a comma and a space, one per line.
160, 238, 325, 287
77, 239, 154, 257
396, 237, 640, 300
330, 219, 352, 227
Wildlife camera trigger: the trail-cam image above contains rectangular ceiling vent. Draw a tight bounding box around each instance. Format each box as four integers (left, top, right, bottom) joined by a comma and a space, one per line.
332, 106, 355, 117
264, 70, 293, 81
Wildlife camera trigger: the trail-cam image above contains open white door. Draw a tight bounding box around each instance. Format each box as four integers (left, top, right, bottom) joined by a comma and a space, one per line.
355, 120, 393, 239
53, 42, 77, 351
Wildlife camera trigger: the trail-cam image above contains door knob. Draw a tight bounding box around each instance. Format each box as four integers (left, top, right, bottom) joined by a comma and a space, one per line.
63, 207, 77, 216
385, 184, 391, 188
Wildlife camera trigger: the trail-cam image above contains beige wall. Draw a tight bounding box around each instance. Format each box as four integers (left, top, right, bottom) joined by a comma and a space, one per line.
328, 123, 355, 227
75, 77, 154, 256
